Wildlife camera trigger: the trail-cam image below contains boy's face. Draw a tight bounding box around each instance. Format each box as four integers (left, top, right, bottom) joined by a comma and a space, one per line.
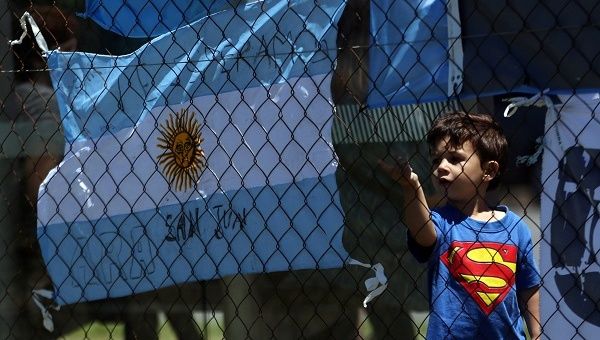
431, 137, 491, 204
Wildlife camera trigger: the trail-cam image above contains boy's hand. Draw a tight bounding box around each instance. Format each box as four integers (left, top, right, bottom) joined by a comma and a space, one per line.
378, 158, 420, 189
378, 157, 437, 247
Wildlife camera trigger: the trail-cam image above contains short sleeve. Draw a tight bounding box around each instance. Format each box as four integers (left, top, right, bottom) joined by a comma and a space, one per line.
407, 231, 434, 263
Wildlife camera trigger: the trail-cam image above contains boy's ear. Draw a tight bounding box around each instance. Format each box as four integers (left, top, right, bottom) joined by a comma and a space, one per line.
482, 161, 500, 182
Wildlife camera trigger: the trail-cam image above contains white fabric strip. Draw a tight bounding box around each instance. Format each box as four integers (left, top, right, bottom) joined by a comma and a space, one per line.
503, 90, 550, 118
503, 90, 556, 166
31, 289, 60, 332
8, 11, 49, 53
347, 259, 388, 307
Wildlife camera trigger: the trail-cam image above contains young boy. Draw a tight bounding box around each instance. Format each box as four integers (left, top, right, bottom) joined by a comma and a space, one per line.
379, 112, 541, 339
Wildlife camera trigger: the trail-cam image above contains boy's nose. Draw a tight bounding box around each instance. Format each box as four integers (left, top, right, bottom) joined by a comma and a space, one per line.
435, 159, 450, 175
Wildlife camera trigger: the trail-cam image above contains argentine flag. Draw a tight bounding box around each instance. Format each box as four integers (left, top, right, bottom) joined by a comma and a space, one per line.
39, 0, 349, 305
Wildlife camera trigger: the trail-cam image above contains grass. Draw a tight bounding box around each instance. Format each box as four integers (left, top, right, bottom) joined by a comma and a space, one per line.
59, 323, 124, 340
58, 310, 429, 340
59, 312, 225, 340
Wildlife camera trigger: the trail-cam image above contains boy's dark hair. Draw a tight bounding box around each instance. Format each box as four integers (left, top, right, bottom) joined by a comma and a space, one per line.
426, 111, 508, 190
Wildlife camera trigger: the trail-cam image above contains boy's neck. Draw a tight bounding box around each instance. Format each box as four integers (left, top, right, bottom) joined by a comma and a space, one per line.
449, 195, 504, 221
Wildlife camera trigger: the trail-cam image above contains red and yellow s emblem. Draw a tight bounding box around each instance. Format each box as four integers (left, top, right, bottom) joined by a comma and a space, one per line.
441, 241, 518, 315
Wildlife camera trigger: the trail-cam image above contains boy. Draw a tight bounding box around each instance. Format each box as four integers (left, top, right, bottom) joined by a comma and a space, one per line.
379, 112, 541, 339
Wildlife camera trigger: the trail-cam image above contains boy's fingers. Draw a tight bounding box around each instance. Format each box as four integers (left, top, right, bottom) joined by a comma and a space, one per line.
391, 155, 407, 167
377, 159, 396, 177
378, 159, 413, 181
377, 159, 391, 170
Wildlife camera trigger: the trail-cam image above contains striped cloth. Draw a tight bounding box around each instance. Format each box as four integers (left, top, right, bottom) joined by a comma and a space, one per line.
333, 100, 460, 144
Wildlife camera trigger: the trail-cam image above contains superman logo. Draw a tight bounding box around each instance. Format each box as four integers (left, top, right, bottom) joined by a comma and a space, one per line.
441, 241, 518, 315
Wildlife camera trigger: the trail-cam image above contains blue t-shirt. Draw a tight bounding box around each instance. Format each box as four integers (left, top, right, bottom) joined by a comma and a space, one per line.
408, 205, 541, 340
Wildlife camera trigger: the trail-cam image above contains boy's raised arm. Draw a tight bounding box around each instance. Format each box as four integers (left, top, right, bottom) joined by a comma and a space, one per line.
378, 159, 437, 247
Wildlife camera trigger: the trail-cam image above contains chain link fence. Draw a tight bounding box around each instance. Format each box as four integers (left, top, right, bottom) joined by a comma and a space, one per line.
0, 0, 599, 339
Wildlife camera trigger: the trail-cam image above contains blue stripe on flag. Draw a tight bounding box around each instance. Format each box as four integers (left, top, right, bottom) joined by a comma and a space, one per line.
41, 0, 348, 304
39, 175, 344, 304
51, 0, 338, 142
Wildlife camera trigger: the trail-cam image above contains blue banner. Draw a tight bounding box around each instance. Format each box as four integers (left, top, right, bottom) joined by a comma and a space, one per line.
368, 0, 460, 107
41, 0, 348, 305
369, 0, 600, 107
83, 0, 230, 37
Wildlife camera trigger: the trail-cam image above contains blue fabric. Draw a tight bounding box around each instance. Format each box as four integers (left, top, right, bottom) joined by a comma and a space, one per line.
83, 0, 230, 37
368, 0, 450, 107
408, 205, 541, 339
368, 0, 600, 108
40, 0, 348, 305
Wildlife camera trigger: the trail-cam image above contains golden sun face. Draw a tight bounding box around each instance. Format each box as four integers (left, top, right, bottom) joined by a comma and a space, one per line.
157, 108, 206, 191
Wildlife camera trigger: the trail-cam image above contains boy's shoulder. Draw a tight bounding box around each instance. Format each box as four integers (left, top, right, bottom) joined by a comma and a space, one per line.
496, 206, 529, 225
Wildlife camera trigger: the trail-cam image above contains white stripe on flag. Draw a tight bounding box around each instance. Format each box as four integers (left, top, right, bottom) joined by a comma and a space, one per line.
38, 75, 336, 225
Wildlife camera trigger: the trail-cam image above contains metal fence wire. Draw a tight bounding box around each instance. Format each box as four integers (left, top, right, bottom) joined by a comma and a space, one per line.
0, 0, 599, 339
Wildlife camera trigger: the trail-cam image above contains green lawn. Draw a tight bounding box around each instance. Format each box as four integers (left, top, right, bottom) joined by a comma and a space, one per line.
59, 311, 428, 339
59, 312, 225, 340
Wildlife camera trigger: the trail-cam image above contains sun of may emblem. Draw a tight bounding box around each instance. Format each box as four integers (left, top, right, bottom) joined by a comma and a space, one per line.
157, 108, 206, 191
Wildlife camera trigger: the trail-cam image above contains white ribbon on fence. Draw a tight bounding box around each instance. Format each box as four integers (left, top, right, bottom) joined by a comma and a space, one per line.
8, 11, 49, 53
32, 289, 60, 332
503, 89, 560, 165
348, 259, 388, 308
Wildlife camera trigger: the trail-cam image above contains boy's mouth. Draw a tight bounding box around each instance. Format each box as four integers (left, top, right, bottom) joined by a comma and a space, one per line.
438, 178, 451, 187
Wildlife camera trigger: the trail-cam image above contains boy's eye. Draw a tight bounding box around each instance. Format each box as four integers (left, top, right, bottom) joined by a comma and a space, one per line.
448, 154, 465, 164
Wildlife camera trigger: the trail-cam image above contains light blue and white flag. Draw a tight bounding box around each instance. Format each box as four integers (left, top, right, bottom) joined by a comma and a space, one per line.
39, 0, 348, 305
83, 0, 231, 37
368, 0, 463, 107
